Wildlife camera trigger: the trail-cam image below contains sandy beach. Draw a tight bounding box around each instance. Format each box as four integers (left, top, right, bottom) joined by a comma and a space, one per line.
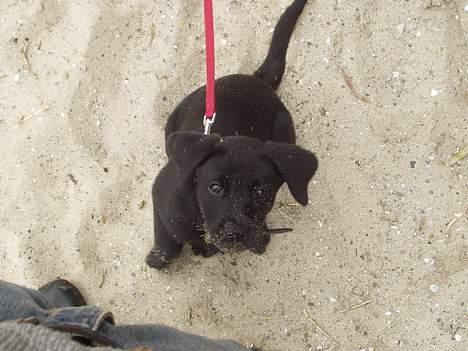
0, 0, 466, 350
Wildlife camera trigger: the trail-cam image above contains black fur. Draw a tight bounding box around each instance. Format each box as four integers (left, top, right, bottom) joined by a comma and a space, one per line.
146, 0, 317, 270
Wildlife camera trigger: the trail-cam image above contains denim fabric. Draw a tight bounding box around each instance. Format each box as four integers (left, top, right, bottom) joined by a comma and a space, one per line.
0, 322, 117, 351
100, 323, 248, 351
0, 281, 51, 321
0, 280, 249, 351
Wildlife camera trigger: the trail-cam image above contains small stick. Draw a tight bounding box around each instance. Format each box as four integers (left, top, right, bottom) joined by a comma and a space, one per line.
278, 208, 293, 224
286, 203, 300, 207
445, 217, 459, 234
449, 145, 468, 165
99, 269, 108, 288
18, 105, 50, 124
309, 207, 323, 227
295, 101, 307, 108
445, 210, 465, 235
149, 23, 156, 46
18, 115, 33, 124
338, 66, 369, 103
304, 310, 340, 347
336, 299, 373, 313
265, 228, 293, 235
32, 105, 50, 115
22, 39, 31, 72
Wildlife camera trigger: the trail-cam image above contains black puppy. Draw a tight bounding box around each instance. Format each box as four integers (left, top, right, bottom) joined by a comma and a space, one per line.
147, 0, 317, 269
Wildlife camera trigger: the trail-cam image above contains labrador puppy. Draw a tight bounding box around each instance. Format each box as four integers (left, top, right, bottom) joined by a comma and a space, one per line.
147, 0, 317, 269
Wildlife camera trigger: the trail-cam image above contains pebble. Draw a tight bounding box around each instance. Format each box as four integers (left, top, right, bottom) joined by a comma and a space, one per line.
397, 23, 405, 34
431, 88, 441, 96
430, 284, 439, 293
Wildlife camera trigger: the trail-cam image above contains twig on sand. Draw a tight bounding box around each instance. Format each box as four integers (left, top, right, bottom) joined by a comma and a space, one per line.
445, 208, 466, 235
338, 66, 369, 103
295, 101, 307, 108
99, 269, 108, 288
336, 299, 373, 313
266, 227, 293, 235
449, 145, 468, 165
288, 202, 323, 227
149, 23, 156, 46
309, 207, 323, 228
18, 105, 50, 124
21, 39, 31, 72
278, 208, 293, 224
304, 310, 340, 347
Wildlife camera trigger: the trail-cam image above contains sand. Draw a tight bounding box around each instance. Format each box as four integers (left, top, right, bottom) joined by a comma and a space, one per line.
0, 0, 467, 350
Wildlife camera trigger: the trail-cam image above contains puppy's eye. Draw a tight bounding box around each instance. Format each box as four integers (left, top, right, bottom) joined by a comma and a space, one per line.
208, 182, 223, 196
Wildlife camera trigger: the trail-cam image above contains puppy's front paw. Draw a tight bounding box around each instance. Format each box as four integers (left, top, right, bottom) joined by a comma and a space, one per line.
250, 235, 271, 255
192, 242, 219, 257
146, 248, 171, 270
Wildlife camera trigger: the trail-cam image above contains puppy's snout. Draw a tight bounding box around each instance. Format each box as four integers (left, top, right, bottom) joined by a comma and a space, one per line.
225, 230, 243, 242
221, 220, 244, 242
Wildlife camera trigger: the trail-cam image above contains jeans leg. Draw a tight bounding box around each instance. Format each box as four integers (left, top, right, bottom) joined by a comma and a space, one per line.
99, 322, 249, 351
38, 279, 87, 308
0, 280, 250, 351
0, 280, 51, 322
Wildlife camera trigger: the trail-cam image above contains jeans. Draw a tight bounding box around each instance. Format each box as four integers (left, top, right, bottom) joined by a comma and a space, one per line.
0, 280, 249, 351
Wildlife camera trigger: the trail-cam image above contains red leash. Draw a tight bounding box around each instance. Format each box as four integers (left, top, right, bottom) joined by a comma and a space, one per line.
203, 0, 216, 134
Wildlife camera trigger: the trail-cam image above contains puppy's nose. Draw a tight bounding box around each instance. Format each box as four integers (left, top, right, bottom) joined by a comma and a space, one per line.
225, 230, 243, 242
222, 220, 243, 242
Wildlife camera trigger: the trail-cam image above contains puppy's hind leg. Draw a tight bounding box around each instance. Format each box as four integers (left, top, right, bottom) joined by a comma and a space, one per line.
146, 214, 183, 270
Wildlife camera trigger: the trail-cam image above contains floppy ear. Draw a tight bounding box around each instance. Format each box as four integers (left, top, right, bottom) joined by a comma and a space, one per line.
264, 142, 318, 206
166, 131, 220, 184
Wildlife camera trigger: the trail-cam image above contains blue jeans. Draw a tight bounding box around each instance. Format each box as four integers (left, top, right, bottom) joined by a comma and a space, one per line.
0, 280, 249, 351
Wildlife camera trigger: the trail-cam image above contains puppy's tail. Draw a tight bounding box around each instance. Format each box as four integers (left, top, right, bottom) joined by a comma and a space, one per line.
254, 0, 307, 90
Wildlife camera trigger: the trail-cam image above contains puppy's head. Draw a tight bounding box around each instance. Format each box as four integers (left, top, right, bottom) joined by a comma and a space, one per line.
167, 131, 318, 251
